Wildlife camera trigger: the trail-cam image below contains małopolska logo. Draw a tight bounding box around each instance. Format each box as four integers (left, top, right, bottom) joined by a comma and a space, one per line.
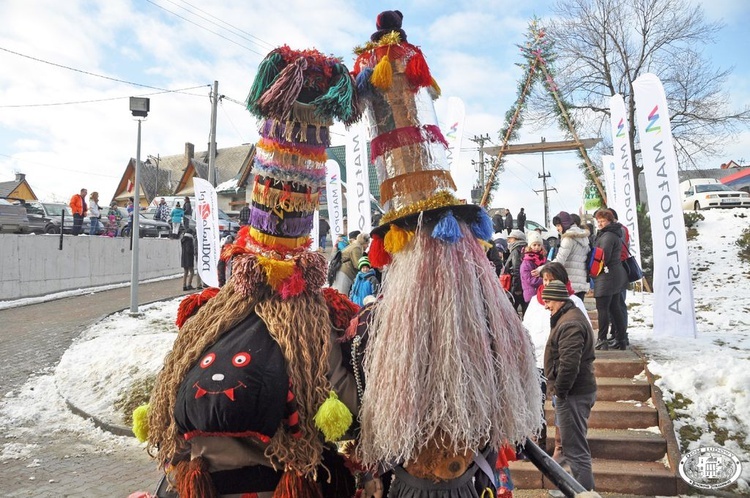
199, 203, 211, 220
679, 446, 742, 490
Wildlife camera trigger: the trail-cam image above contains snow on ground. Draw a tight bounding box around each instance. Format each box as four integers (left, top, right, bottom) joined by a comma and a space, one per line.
0, 208, 749, 495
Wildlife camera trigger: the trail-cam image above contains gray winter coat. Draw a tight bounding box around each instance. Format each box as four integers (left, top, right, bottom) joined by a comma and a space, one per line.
593, 222, 628, 297
553, 225, 590, 294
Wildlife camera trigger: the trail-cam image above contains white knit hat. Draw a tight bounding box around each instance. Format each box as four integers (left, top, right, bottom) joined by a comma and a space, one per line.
526, 230, 543, 246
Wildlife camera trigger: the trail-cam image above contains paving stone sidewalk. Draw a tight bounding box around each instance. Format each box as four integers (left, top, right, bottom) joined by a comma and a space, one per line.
0, 278, 186, 497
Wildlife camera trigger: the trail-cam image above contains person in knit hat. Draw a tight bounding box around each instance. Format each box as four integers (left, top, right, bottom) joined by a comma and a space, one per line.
348, 11, 542, 497
542, 279, 597, 491
144, 46, 363, 498
348, 255, 380, 306
549, 210, 591, 301
520, 229, 547, 305
503, 228, 529, 316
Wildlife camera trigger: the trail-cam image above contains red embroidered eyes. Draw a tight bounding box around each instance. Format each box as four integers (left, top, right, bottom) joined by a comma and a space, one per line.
200, 353, 216, 368
232, 352, 251, 367
199, 351, 251, 368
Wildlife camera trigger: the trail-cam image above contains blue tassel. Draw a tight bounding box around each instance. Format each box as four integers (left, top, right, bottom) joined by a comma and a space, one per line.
432, 211, 463, 243
470, 210, 494, 241
356, 68, 375, 98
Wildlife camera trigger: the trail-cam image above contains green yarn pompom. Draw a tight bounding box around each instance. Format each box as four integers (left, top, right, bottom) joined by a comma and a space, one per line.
313, 391, 352, 442
132, 404, 150, 443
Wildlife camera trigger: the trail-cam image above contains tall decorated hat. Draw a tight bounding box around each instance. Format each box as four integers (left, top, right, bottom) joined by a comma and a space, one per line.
352, 11, 493, 268
225, 46, 362, 298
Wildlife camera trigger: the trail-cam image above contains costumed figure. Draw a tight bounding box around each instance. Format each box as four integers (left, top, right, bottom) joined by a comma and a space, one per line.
349, 11, 543, 497
141, 46, 363, 498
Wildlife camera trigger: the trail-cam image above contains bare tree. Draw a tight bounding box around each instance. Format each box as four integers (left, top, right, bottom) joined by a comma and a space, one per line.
530, 0, 750, 203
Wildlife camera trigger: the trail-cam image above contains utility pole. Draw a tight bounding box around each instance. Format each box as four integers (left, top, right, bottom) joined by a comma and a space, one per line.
208, 80, 219, 187
533, 137, 557, 227
470, 134, 491, 204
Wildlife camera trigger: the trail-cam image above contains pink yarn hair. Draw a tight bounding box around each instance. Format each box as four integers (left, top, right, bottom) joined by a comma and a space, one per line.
357, 222, 542, 466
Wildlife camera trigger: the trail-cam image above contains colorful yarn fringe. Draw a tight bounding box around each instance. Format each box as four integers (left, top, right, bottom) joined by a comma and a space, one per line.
369, 124, 449, 163
232, 250, 327, 300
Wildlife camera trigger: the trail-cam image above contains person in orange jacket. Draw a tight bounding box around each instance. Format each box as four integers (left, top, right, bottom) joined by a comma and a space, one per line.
69, 188, 87, 236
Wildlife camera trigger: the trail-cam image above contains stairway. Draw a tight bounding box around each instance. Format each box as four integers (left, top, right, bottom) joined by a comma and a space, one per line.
510, 309, 682, 496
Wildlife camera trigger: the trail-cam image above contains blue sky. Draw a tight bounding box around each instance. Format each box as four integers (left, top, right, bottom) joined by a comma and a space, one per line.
1, 0, 748, 226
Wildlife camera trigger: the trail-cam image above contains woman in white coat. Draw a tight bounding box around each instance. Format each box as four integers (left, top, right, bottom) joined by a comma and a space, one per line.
549, 211, 590, 301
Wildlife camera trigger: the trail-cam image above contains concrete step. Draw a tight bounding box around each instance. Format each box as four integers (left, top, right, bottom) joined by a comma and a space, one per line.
544, 427, 666, 462
510, 458, 678, 496
545, 401, 657, 430
595, 377, 650, 402
594, 351, 645, 378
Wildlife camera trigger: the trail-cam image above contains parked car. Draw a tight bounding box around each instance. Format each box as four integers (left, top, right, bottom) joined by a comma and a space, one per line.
144, 205, 238, 236
681, 183, 750, 210
0, 197, 30, 234
24, 202, 107, 235
120, 208, 172, 237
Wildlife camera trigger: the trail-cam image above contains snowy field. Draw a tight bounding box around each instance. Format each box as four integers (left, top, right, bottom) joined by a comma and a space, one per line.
0, 208, 748, 496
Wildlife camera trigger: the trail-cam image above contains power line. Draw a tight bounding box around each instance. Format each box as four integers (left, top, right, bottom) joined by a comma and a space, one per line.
0, 46, 203, 92
0, 85, 210, 109
169, 0, 275, 51
219, 99, 249, 143
144, 0, 267, 57
0, 153, 120, 179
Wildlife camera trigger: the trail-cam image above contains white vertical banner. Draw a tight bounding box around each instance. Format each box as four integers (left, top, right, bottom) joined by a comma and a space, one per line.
602, 154, 617, 212
311, 209, 319, 250
633, 73, 696, 338
193, 177, 221, 288
345, 122, 372, 234
610, 94, 643, 268
325, 159, 345, 239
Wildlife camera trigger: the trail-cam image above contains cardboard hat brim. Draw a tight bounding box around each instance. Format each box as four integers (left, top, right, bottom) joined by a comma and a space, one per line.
371, 203, 484, 238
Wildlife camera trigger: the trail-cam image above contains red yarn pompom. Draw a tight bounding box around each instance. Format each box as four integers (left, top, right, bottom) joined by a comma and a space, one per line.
404, 49, 433, 88
175, 287, 220, 328
322, 287, 360, 331
278, 267, 307, 299
367, 234, 391, 268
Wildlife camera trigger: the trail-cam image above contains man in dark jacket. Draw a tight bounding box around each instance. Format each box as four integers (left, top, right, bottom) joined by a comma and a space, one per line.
516, 207, 526, 232
492, 212, 505, 233
542, 280, 597, 491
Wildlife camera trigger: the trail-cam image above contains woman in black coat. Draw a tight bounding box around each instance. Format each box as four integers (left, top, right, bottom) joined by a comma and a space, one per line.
592, 209, 628, 350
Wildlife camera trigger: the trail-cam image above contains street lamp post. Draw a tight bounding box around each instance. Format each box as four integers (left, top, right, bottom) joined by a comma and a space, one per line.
129, 97, 150, 315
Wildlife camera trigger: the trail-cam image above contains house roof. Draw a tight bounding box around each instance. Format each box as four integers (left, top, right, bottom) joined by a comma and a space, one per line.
174, 145, 254, 195
0, 180, 18, 197
0, 177, 38, 200
112, 143, 255, 204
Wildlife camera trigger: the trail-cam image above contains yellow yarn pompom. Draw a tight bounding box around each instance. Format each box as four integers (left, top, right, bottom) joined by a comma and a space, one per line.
256, 255, 296, 289
371, 55, 393, 90
478, 239, 493, 251
313, 391, 352, 442
384, 225, 413, 254
132, 404, 150, 443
